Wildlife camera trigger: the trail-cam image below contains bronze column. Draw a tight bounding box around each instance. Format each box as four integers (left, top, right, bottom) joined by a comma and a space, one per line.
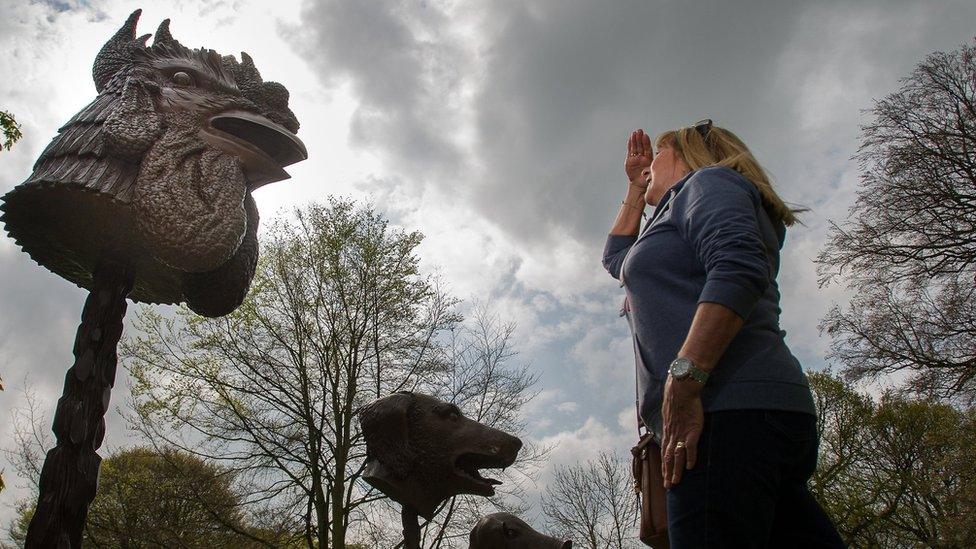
25, 264, 133, 548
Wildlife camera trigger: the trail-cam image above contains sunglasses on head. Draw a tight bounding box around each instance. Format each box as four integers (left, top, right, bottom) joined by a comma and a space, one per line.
693, 118, 713, 140
664, 119, 713, 153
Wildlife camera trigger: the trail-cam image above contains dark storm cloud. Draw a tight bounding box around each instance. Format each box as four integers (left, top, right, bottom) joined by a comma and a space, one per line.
293, 0, 808, 243
468, 0, 976, 244
470, 0, 802, 242
290, 0, 469, 178
293, 0, 976, 247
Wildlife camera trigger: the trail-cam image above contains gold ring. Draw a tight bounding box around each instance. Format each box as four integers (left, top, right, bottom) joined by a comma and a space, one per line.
630, 152, 640, 157
675, 441, 686, 450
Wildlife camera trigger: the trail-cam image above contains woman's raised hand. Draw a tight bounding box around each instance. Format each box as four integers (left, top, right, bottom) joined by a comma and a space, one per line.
625, 129, 653, 187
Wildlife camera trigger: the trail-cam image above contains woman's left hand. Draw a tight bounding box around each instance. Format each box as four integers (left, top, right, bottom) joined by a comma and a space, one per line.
661, 376, 704, 489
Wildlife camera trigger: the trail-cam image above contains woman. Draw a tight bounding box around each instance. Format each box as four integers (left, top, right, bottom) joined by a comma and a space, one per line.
603, 122, 844, 548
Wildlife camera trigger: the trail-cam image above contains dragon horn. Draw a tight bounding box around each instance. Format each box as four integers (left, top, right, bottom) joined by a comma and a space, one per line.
93, 9, 144, 93
152, 19, 175, 46
239, 51, 263, 83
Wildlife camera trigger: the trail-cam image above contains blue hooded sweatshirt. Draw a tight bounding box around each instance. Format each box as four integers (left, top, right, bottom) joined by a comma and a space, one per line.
603, 166, 815, 438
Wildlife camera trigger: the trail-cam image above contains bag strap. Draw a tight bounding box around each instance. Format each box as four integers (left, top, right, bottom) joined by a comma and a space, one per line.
626, 185, 684, 439
635, 319, 643, 437
621, 296, 646, 438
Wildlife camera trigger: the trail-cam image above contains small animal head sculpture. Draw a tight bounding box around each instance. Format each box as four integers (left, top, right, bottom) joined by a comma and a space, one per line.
469, 513, 572, 549
358, 392, 523, 520
0, 10, 307, 317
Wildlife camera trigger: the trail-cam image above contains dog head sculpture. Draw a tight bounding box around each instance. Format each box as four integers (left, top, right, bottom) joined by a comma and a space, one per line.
469, 513, 572, 549
358, 392, 523, 520
0, 10, 307, 317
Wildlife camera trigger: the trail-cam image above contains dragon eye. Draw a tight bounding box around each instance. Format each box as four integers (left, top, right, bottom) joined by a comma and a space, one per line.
171, 71, 193, 86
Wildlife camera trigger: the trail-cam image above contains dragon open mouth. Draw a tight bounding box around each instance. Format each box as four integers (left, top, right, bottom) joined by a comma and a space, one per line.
203, 110, 308, 189
211, 112, 307, 167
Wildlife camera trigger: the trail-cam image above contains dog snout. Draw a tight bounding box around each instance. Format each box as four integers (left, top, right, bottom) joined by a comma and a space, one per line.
491, 432, 522, 463
480, 429, 521, 467
487, 433, 522, 457
506, 434, 523, 456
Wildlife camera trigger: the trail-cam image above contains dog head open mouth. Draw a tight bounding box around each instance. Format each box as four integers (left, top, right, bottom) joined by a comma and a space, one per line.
454, 451, 512, 496
358, 391, 523, 519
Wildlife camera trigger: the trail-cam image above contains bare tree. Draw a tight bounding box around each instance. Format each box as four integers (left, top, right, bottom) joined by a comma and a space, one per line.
2, 379, 51, 494
818, 39, 976, 404
122, 198, 541, 548
3, 380, 51, 548
541, 452, 638, 549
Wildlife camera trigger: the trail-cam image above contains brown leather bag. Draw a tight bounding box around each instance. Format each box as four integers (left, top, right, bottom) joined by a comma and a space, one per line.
632, 432, 669, 548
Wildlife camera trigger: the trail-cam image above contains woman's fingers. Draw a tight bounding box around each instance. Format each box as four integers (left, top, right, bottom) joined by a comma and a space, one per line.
628, 129, 650, 157
662, 440, 687, 489
685, 430, 700, 470
661, 444, 673, 489
661, 426, 674, 478
671, 442, 687, 486
665, 429, 701, 489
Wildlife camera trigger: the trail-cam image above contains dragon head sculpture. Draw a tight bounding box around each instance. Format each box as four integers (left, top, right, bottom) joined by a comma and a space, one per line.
0, 10, 307, 317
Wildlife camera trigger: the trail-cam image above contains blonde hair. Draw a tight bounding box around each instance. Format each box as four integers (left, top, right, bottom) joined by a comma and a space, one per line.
656, 125, 804, 226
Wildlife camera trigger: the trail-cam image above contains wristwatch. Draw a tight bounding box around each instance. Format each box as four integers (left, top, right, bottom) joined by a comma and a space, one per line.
669, 357, 709, 384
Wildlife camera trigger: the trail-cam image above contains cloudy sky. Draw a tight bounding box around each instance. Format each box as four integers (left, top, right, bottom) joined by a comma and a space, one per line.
2, 0, 975, 531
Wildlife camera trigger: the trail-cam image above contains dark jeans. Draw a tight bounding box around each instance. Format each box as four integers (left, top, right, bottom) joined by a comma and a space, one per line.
667, 409, 845, 548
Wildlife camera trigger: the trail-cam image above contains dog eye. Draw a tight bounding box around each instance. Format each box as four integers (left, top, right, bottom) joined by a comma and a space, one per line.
504, 526, 519, 539
436, 405, 462, 420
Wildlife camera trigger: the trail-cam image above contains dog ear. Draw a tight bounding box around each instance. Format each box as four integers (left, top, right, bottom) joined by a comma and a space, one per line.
358, 393, 416, 479
468, 517, 488, 548
469, 515, 504, 549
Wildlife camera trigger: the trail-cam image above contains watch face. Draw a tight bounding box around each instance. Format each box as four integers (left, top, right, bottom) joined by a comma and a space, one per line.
671, 357, 692, 378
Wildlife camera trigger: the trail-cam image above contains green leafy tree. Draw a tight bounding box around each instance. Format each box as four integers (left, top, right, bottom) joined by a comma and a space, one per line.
809, 371, 976, 548
0, 110, 23, 151
817, 40, 976, 404
7, 447, 267, 548
3, 383, 290, 548
123, 198, 542, 548
85, 447, 260, 547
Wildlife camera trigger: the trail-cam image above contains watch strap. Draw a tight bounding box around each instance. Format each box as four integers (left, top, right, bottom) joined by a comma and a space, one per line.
688, 365, 709, 384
